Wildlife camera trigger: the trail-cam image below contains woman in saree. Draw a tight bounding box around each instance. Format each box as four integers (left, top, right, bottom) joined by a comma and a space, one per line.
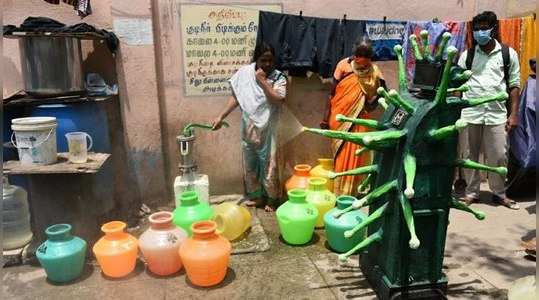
320, 40, 386, 196
212, 43, 287, 212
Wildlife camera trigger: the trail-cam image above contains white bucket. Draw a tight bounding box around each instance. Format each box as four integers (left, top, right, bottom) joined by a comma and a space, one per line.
11, 117, 58, 165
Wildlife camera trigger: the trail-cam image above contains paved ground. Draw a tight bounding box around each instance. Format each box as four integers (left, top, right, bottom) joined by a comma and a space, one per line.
3, 184, 535, 300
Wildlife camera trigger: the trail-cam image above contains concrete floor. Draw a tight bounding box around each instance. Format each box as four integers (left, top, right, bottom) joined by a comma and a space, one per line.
3, 186, 535, 300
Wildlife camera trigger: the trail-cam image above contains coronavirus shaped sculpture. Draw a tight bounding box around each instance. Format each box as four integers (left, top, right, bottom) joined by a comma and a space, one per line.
303, 31, 508, 298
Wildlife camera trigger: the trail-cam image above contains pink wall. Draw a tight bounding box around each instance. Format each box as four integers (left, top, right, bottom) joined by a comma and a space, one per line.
3, 0, 535, 209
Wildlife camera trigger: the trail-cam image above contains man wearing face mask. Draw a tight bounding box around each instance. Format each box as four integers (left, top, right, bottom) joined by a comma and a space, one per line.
457, 11, 521, 209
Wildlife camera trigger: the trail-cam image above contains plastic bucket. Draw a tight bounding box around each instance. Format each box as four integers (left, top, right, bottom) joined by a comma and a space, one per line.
11, 117, 58, 165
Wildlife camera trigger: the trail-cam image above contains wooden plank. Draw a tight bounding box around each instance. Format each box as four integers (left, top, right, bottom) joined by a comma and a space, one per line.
4, 31, 105, 40
4, 94, 113, 106
3, 153, 110, 175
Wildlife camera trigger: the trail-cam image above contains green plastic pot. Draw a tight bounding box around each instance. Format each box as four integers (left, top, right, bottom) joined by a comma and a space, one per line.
276, 189, 318, 245
173, 191, 214, 236
305, 177, 336, 228
36, 224, 87, 283
324, 195, 367, 253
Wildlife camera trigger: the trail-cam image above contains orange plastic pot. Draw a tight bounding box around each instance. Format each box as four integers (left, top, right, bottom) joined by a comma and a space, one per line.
285, 164, 311, 192
93, 221, 138, 278
179, 220, 231, 287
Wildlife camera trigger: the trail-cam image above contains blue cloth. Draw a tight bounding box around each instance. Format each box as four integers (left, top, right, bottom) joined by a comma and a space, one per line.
365, 20, 406, 60
509, 75, 536, 169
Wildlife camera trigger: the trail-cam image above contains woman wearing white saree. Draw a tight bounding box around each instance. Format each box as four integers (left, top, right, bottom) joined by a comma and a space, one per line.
212, 43, 287, 212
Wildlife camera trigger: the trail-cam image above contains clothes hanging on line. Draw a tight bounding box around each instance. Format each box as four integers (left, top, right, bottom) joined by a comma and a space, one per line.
498, 18, 522, 56
518, 16, 535, 85
365, 20, 407, 60
257, 11, 368, 78
340, 19, 367, 58
3, 17, 119, 53
43, 0, 92, 18
313, 17, 342, 79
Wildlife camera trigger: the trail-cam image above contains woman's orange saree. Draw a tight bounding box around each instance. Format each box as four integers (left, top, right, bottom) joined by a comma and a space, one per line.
329, 64, 383, 196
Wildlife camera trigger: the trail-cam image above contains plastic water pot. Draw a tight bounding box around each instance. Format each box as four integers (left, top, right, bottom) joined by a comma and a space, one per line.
172, 191, 214, 236
305, 177, 336, 228
213, 202, 252, 241
324, 196, 367, 253
310, 158, 335, 191
93, 221, 138, 278
285, 164, 312, 192
276, 189, 318, 245
2, 177, 33, 250
179, 221, 231, 287
139, 212, 187, 276
36, 224, 87, 283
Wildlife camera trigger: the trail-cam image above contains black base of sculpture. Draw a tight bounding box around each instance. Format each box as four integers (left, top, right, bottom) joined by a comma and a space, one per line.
360, 252, 448, 300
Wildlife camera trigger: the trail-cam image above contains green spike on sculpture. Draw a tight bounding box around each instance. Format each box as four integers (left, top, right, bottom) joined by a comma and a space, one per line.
388, 89, 415, 113
409, 34, 423, 61
303, 32, 489, 299
434, 32, 452, 62
355, 147, 369, 156
399, 193, 420, 249
465, 91, 508, 107
336, 114, 386, 130
403, 153, 416, 199
394, 45, 408, 92
420, 30, 432, 61
378, 98, 389, 110
378, 87, 415, 113
456, 159, 508, 176
450, 198, 486, 220
447, 84, 470, 93
454, 70, 473, 81
362, 129, 407, 148
352, 180, 398, 209
428, 119, 468, 141
434, 46, 458, 106
302, 127, 370, 145
303, 126, 406, 149
344, 202, 388, 239
357, 173, 373, 194
339, 229, 383, 262
332, 179, 397, 219
328, 164, 378, 179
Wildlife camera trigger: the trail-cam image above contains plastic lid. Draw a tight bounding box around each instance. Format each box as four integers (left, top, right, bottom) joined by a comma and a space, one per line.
12, 116, 57, 125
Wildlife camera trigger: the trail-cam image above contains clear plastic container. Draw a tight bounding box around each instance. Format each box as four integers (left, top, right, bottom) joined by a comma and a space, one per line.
3, 176, 33, 250
65, 131, 93, 163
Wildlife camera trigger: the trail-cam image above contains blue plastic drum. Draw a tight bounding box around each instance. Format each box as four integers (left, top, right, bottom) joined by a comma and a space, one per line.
30, 103, 111, 152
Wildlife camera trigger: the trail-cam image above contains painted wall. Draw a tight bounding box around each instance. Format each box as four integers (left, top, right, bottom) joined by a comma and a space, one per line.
2, 0, 535, 219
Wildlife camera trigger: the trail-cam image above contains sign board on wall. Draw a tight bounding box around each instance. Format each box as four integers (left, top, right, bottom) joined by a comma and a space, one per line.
180, 4, 281, 97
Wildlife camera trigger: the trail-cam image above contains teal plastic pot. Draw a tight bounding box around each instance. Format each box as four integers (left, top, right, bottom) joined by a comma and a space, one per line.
36, 224, 87, 283
324, 196, 367, 253
173, 191, 214, 236
276, 189, 318, 245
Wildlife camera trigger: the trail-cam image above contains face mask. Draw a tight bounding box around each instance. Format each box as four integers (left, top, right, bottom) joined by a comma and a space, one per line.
473, 28, 492, 46
357, 67, 372, 76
